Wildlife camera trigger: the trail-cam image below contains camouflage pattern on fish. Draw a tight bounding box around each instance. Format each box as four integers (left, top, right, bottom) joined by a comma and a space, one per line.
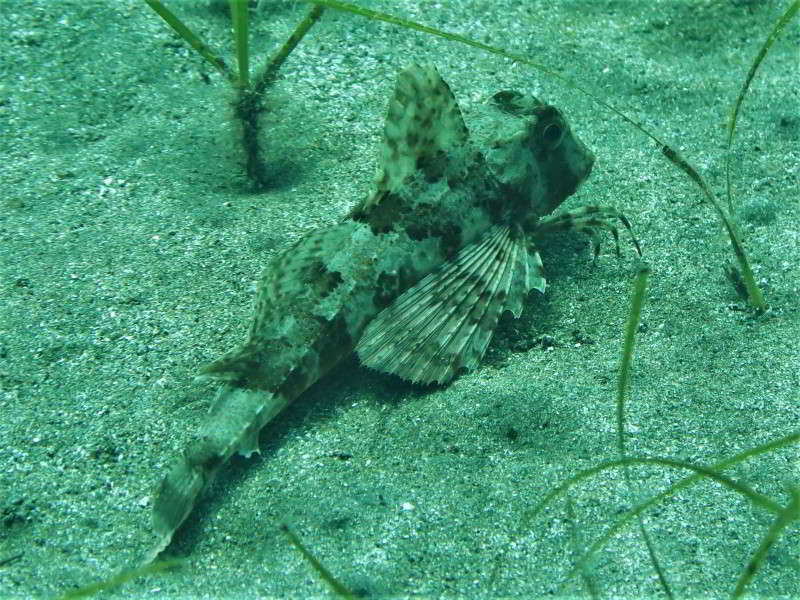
147, 64, 638, 560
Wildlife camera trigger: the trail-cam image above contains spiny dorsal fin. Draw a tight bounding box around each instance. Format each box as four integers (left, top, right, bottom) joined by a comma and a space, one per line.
361, 64, 468, 212
356, 226, 545, 384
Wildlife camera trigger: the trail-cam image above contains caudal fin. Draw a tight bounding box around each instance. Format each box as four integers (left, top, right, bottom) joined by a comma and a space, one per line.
145, 385, 289, 562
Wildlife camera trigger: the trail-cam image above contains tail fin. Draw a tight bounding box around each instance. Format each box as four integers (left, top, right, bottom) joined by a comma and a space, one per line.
146, 385, 290, 562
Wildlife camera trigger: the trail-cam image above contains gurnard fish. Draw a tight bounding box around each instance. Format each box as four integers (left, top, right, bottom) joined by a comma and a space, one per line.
147, 64, 638, 558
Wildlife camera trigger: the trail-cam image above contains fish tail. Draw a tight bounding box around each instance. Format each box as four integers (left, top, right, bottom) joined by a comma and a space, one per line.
146, 385, 290, 562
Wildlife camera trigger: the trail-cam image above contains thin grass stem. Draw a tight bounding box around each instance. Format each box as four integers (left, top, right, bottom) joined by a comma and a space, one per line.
58, 559, 182, 599
230, 0, 250, 89
612, 265, 673, 598
732, 486, 800, 599
661, 147, 766, 312
505, 434, 797, 590
255, 4, 325, 95
144, 0, 232, 82
616, 264, 650, 456
280, 525, 357, 600
726, 0, 800, 213
566, 497, 600, 599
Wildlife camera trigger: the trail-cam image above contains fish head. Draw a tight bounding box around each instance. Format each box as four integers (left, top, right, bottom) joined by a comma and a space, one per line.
475, 90, 595, 221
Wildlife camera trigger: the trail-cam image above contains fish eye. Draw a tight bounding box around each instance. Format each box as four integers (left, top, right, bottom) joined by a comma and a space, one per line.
542, 123, 563, 146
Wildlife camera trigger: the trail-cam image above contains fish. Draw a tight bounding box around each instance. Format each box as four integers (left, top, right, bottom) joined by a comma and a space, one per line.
145, 63, 639, 560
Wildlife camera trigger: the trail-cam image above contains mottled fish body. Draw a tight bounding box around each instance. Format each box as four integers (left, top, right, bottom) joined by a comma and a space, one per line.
148, 64, 634, 559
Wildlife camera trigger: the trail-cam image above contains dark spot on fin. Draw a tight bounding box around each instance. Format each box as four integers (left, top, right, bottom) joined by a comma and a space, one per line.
356, 64, 469, 217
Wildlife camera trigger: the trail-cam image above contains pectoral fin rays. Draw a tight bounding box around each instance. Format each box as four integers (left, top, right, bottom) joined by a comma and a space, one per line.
356, 226, 545, 384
